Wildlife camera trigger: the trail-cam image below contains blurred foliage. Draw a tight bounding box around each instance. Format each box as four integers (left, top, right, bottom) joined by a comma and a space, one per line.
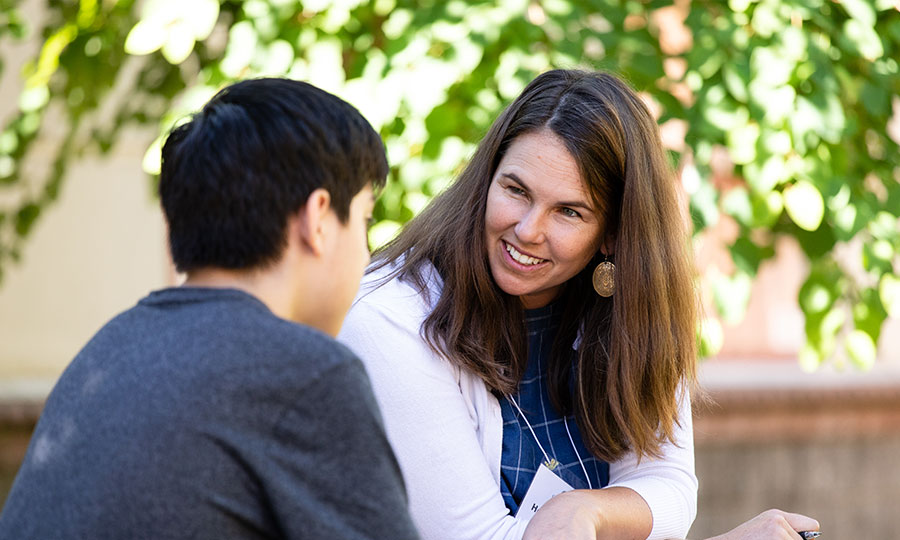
0, 0, 898, 368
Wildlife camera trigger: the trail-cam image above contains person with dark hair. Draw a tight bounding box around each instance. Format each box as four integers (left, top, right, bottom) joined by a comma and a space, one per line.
338, 69, 699, 540
0, 78, 421, 540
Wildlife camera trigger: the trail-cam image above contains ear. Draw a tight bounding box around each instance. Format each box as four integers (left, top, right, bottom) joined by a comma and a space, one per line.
601, 236, 616, 257
294, 188, 332, 257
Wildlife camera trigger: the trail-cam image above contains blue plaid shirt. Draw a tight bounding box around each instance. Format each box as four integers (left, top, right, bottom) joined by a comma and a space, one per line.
499, 302, 609, 513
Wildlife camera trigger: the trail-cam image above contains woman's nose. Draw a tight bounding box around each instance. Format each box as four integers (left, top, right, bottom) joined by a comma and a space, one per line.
514, 209, 545, 245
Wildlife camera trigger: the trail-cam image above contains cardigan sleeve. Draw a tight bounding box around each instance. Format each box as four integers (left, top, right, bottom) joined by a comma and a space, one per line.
605, 389, 698, 540
338, 282, 528, 540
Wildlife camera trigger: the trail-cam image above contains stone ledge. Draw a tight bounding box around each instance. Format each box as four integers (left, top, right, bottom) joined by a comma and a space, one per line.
694, 360, 900, 444
0, 378, 53, 427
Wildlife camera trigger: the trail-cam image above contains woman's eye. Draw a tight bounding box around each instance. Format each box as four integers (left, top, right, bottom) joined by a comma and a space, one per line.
508, 185, 526, 196
561, 207, 581, 219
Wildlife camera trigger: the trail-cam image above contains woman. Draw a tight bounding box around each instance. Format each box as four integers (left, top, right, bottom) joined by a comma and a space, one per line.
338, 69, 698, 540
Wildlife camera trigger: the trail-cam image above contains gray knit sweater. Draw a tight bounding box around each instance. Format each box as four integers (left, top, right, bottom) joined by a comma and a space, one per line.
0, 287, 420, 540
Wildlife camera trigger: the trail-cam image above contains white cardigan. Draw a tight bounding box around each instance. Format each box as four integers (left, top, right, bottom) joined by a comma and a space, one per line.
337, 262, 697, 540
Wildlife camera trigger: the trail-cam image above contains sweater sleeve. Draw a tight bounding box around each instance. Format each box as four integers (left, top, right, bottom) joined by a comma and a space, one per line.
605, 389, 698, 540
338, 291, 528, 540
263, 358, 422, 540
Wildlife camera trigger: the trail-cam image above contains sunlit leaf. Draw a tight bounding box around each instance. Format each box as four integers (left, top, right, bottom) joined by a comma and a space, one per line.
368, 220, 402, 250
161, 21, 196, 65
798, 343, 823, 372
880, 274, 900, 318
124, 20, 166, 55
220, 21, 258, 78
0, 156, 14, 178
750, 47, 793, 87
712, 269, 753, 325
182, 0, 219, 41
723, 188, 752, 226
726, 122, 758, 165
800, 279, 832, 314
784, 180, 825, 231
689, 179, 719, 229
18, 85, 49, 112
845, 329, 876, 369
839, 0, 876, 26
750, 2, 783, 38
843, 19, 884, 60
141, 135, 164, 176
698, 317, 724, 358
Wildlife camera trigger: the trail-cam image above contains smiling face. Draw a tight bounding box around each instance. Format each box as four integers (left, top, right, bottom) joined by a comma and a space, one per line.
484, 130, 604, 309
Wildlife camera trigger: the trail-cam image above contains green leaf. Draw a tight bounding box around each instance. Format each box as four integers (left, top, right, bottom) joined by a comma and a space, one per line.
799, 276, 834, 315
723, 188, 753, 226
860, 82, 889, 117
712, 269, 753, 325
793, 223, 837, 258
853, 288, 887, 343
798, 343, 824, 372
368, 219, 402, 250
14, 203, 40, 237
862, 239, 894, 274
125, 20, 166, 55
838, 0, 876, 26
830, 201, 870, 241
879, 274, 900, 318
784, 180, 825, 231
730, 236, 775, 275
689, 179, 719, 229
698, 317, 724, 358
722, 62, 750, 103
726, 122, 759, 165
750, 2, 784, 38
845, 329, 876, 370
750, 46, 793, 88
843, 19, 884, 61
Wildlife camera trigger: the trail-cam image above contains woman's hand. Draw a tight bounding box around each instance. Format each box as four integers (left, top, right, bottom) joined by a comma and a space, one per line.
705, 509, 820, 540
522, 490, 602, 540
523, 487, 652, 540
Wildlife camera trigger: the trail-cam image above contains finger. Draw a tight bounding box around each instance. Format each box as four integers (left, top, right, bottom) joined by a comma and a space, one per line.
779, 511, 820, 532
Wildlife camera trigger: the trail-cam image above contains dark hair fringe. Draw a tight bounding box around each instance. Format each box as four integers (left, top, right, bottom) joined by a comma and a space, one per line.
159, 77, 387, 273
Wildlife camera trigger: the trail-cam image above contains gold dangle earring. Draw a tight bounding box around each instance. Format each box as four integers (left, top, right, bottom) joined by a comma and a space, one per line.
592, 254, 615, 297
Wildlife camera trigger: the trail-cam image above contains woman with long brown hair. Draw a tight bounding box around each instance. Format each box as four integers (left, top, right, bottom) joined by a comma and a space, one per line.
339, 69, 699, 540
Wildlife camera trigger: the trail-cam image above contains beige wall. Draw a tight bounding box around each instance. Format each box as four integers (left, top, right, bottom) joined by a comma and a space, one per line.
0, 135, 169, 380
0, 143, 169, 378
0, 11, 169, 381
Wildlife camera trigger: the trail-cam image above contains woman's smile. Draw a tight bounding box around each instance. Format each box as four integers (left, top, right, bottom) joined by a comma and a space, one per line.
502, 240, 549, 269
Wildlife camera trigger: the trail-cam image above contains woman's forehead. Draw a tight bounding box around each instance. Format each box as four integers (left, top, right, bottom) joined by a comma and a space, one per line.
496, 132, 593, 203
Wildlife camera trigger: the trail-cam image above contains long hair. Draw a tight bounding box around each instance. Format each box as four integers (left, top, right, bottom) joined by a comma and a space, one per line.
373, 69, 698, 461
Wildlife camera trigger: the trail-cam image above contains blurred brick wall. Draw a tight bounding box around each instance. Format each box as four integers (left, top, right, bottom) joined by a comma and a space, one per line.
690, 361, 900, 539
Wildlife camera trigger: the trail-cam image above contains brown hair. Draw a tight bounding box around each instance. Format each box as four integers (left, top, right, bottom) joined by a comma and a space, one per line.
372, 69, 697, 461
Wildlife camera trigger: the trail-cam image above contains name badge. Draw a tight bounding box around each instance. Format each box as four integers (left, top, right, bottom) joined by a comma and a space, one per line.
514, 463, 574, 523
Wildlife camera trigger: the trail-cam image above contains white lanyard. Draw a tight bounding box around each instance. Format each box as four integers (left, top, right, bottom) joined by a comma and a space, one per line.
506, 395, 593, 489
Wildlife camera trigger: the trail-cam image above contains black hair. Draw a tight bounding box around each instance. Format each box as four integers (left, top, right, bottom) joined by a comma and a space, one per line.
159, 77, 387, 273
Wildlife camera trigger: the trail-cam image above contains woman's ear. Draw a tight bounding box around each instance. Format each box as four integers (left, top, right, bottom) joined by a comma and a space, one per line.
294, 188, 332, 257
601, 236, 616, 257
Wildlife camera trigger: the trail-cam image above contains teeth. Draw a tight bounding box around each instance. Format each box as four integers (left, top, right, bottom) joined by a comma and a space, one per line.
506, 242, 545, 266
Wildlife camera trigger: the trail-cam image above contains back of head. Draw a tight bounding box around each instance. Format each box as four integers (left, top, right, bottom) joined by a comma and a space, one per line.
159, 78, 387, 273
